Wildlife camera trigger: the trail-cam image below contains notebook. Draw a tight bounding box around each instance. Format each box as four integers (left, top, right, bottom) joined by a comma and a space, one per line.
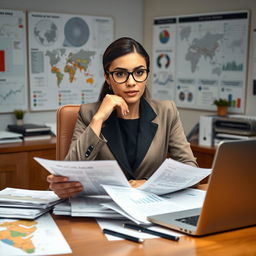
148, 139, 256, 236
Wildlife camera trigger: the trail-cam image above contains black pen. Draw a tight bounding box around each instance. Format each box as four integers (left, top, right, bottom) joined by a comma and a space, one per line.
123, 223, 179, 241
103, 228, 144, 243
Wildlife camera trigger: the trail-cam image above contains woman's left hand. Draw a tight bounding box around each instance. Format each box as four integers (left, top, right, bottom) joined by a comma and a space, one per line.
129, 179, 146, 188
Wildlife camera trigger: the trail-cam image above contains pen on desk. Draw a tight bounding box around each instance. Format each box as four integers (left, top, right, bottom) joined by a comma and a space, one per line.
102, 228, 144, 243
123, 223, 179, 241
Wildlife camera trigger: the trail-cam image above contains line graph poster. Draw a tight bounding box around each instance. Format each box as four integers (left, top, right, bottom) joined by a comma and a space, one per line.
28, 12, 113, 111
152, 11, 249, 113
0, 9, 27, 113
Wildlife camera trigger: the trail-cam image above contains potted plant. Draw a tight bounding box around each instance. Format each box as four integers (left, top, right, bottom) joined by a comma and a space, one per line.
213, 98, 230, 116
13, 109, 25, 125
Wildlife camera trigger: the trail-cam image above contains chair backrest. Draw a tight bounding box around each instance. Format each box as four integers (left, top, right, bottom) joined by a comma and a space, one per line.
56, 105, 80, 160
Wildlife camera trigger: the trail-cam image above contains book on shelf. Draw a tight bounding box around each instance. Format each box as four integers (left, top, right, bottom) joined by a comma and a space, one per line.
7, 123, 51, 136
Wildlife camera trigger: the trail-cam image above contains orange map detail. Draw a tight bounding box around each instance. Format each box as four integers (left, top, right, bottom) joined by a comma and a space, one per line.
0, 220, 37, 253
86, 77, 94, 84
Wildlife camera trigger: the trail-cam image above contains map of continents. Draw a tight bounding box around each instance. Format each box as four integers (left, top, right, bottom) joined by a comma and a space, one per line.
45, 49, 95, 87
180, 26, 223, 75
0, 220, 37, 253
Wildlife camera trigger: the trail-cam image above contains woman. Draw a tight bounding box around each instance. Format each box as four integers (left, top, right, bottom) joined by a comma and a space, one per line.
48, 37, 197, 198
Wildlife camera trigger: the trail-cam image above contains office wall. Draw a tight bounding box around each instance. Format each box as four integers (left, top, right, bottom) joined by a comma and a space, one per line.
144, 0, 256, 134
0, 0, 144, 130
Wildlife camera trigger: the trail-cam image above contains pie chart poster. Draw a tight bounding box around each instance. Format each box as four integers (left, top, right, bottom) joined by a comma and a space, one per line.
28, 12, 113, 111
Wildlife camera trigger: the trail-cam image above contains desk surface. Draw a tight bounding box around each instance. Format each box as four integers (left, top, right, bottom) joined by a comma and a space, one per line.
53, 215, 256, 256
53, 184, 255, 256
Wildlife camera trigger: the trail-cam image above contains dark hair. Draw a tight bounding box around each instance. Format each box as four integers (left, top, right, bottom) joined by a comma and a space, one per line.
98, 37, 150, 101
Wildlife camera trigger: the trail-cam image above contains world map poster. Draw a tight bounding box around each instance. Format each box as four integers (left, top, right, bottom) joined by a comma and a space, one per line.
152, 11, 249, 113
28, 12, 113, 111
0, 9, 27, 113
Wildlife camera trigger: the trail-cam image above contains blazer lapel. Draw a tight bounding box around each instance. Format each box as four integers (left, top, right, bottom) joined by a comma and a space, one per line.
133, 98, 158, 171
102, 111, 135, 178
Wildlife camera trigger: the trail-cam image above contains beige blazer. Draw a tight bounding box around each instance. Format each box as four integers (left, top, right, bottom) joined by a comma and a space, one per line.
65, 97, 197, 179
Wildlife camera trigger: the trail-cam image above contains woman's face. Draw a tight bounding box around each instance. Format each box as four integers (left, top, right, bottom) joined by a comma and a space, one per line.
105, 52, 148, 106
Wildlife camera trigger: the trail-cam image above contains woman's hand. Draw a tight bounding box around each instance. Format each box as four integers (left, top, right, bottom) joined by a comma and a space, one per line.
96, 94, 129, 121
129, 179, 147, 188
47, 175, 83, 199
90, 94, 129, 136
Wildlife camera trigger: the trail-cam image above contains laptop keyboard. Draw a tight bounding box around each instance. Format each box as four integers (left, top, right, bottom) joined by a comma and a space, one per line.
176, 215, 199, 226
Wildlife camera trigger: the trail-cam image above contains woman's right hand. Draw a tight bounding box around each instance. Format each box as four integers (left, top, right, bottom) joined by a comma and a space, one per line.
47, 175, 83, 199
95, 94, 129, 122
90, 94, 129, 136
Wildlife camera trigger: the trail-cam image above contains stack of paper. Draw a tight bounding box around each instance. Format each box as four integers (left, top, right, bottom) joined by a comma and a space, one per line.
0, 131, 22, 144
70, 195, 125, 219
0, 187, 63, 219
53, 195, 125, 219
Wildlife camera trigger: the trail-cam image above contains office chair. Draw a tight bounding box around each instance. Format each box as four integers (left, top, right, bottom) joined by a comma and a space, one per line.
56, 105, 80, 160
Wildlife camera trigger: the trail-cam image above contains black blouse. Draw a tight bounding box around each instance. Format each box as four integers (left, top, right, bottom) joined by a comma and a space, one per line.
118, 118, 140, 171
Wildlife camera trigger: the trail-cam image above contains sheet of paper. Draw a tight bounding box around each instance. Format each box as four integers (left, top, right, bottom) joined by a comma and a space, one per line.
0, 213, 71, 255
34, 157, 131, 195
139, 158, 212, 195
102, 201, 141, 224
102, 185, 185, 224
96, 219, 183, 241
162, 188, 206, 208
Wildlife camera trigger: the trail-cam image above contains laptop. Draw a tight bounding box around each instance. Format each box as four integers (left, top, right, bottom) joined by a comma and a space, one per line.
147, 140, 256, 236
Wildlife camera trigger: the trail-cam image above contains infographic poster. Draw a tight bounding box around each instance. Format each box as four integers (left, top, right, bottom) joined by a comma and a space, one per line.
153, 11, 249, 113
152, 17, 177, 101
28, 12, 113, 111
0, 9, 27, 113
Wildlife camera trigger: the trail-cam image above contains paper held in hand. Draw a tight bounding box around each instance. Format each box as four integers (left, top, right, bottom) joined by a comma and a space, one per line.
34, 157, 211, 196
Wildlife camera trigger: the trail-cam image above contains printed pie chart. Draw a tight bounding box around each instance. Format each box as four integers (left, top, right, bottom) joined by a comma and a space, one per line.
64, 17, 90, 47
159, 30, 170, 44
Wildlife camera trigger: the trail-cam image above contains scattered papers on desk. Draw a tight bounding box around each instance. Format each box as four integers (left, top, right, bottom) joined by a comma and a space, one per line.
34, 157, 131, 195
102, 186, 206, 225
0, 213, 72, 256
96, 219, 183, 241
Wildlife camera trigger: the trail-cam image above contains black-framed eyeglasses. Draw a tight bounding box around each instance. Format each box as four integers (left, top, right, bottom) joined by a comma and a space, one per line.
106, 68, 149, 84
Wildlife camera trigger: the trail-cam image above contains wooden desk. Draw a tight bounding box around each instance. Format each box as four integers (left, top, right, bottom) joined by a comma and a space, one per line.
0, 137, 56, 190
53, 215, 256, 256
190, 140, 216, 168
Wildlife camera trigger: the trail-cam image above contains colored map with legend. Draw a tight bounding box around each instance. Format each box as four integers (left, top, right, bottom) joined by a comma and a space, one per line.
28, 12, 113, 110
